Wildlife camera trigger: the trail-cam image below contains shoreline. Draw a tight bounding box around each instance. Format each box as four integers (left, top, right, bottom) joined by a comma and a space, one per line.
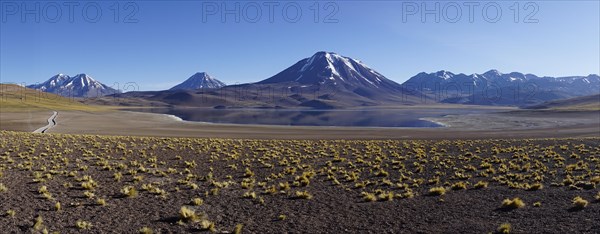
162, 113, 184, 122
156, 111, 449, 130
419, 117, 451, 128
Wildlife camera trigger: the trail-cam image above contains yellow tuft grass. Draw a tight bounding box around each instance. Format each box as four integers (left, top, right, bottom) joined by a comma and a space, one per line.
572, 196, 588, 209
501, 198, 525, 209
428, 187, 446, 196
497, 223, 511, 234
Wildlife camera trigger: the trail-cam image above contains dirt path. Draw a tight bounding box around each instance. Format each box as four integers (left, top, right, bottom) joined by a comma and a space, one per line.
32, 111, 57, 133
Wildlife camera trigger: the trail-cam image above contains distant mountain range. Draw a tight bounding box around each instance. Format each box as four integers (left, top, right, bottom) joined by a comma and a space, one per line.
26, 52, 600, 108
27, 74, 120, 98
402, 70, 600, 106
170, 72, 225, 90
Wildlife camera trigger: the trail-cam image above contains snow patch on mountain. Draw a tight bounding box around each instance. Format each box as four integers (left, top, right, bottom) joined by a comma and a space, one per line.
170, 72, 226, 90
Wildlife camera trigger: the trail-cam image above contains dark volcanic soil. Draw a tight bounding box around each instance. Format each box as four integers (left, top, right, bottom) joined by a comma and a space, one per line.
0, 131, 598, 233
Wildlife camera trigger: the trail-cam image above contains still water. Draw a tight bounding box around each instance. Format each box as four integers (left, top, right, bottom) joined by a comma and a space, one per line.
127, 108, 497, 128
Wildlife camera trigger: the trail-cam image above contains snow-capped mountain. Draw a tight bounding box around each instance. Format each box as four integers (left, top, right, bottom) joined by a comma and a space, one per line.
402, 70, 600, 105
170, 72, 225, 90
28, 73, 120, 97
257, 51, 410, 97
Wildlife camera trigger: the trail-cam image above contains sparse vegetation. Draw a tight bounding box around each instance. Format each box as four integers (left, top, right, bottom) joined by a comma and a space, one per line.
199, 219, 216, 231
84, 191, 95, 199
429, 187, 446, 196
192, 198, 203, 206
572, 196, 588, 209
234, 224, 243, 234
451, 181, 467, 190
139, 227, 153, 234
121, 186, 138, 198
361, 192, 377, 202
501, 198, 525, 209
96, 198, 107, 206
0, 84, 104, 111
33, 215, 44, 231
76, 220, 93, 230
474, 181, 489, 189
497, 223, 511, 234
6, 210, 16, 217
0, 131, 598, 232
179, 206, 201, 223
528, 183, 544, 191
294, 190, 313, 199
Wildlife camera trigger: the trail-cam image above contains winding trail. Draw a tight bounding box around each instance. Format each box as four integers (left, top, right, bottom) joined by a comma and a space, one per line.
33, 111, 58, 133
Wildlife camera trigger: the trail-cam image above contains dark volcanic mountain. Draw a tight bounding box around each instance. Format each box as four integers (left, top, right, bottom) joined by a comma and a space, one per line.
28, 74, 120, 98
402, 70, 600, 106
258, 51, 405, 92
250, 51, 423, 107
170, 72, 225, 90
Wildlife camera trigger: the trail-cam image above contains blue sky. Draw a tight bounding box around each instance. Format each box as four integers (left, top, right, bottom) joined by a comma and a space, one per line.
1, 1, 598, 91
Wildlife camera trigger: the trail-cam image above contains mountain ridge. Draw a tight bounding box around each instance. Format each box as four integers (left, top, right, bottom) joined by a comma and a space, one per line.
27, 73, 120, 98
401, 69, 600, 105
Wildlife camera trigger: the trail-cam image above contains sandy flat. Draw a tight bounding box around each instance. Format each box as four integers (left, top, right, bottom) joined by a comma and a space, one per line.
0, 110, 53, 132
